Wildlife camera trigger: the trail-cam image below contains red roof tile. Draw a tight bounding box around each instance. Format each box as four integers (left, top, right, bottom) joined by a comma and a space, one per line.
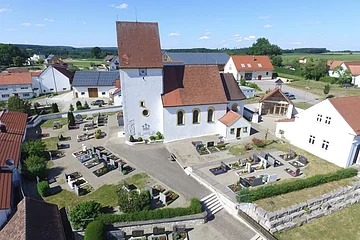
299, 56, 306, 60
231, 56, 274, 71
30, 72, 42, 77
327, 60, 343, 70
329, 96, 360, 135
112, 88, 121, 95
220, 73, 246, 101
218, 110, 242, 126
0, 172, 12, 210
260, 88, 293, 105
344, 62, 360, 76
0, 72, 32, 86
116, 21, 163, 69
162, 65, 228, 107
0, 111, 28, 135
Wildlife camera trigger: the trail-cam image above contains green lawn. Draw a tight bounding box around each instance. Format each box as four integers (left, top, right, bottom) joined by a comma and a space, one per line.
276, 201, 360, 240
282, 53, 360, 65
244, 93, 265, 104
44, 137, 58, 151
294, 102, 313, 110
41, 117, 68, 129
65, 59, 102, 69
45, 173, 150, 209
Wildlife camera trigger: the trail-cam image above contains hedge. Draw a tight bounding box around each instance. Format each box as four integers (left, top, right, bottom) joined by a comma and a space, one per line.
84, 221, 106, 240
37, 181, 50, 197
98, 198, 202, 224
319, 76, 338, 84
274, 66, 303, 77
237, 168, 358, 203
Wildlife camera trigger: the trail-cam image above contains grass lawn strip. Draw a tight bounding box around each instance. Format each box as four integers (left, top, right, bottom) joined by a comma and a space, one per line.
276, 201, 360, 240
44, 137, 59, 151
41, 117, 68, 128
244, 93, 265, 104
293, 102, 313, 110
281, 53, 360, 64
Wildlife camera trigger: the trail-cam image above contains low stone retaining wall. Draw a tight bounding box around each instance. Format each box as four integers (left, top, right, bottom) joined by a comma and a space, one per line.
244, 181, 360, 234
107, 212, 207, 235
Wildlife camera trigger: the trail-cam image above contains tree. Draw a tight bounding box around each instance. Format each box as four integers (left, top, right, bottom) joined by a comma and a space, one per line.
7, 96, 31, 114
324, 84, 331, 95
117, 190, 151, 213
76, 101, 82, 107
68, 111, 75, 126
270, 55, 283, 67
248, 38, 282, 56
69, 201, 102, 229
0, 44, 27, 67
13, 56, 23, 66
24, 155, 47, 178
38, 58, 45, 64
302, 59, 328, 80
240, 78, 247, 86
91, 47, 102, 59
22, 140, 47, 158
84, 221, 105, 240
84, 101, 89, 109
37, 181, 50, 197
51, 103, 59, 113
333, 66, 352, 85
68, 66, 80, 73
69, 104, 74, 112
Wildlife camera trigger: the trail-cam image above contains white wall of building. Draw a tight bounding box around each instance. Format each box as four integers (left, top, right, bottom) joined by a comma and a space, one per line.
0, 84, 34, 100
239, 86, 255, 98
120, 68, 164, 140
352, 75, 360, 86
73, 86, 117, 99
109, 57, 119, 71
276, 100, 358, 168
236, 70, 273, 80
163, 104, 227, 142
37, 66, 71, 94
113, 92, 123, 106
224, 117, 251, 140
227, 100, 244, 116
224, 58, 238, 81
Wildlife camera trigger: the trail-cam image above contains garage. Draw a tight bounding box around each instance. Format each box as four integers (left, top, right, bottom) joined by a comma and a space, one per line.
88, 88, 98, 98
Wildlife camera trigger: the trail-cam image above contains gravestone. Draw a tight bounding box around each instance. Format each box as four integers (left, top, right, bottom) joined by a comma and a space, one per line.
246, 162, 251, 173
268, 174, 277, 183
253, 154, 260, 163
298, 155, 308, 165
259, 152, 267, 158
153, 227, 165, 234
82, 144, 87, 152
74, 184, 80, 196
267, 155, 276, 166
96, 149, 101, 158
103, 154, 108, 162
220, 161, 229, 171
207, 141, 215, 148
240, 177, 250, 188
36, 176, 40, 184
296, 168, 301, 176
63, 172, 68, 182
132, 230, 144, 237
253, 177, 263, 186
159, 192, 167, 205
119, 163, 123, 172
146, 185, 153, 197
110, 159, 115, 166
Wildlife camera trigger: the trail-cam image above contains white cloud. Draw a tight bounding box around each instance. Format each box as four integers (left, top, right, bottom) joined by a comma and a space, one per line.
7, 28, 16, 31
244, 36, 256, 41
82, 21, 87, 25
116, 3, 128, 9
168, 32, 180, 37
234, 34, 241, 37
35, 24, 45, 27
0, 8, 11, 13
236, 39, 242, 42
223, 44, 228, 47
21, 23, 31, 27
264, 24, 273, 28
44, 18, 54, 22
290, 41, 302, 45
249, 36, 256, 39
108, 4, 115, 7
258, 16, 270, 19
199, 36, 209, 40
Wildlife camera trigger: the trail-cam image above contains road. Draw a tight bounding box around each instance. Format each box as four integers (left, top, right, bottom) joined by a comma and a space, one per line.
251, 79, 321, 105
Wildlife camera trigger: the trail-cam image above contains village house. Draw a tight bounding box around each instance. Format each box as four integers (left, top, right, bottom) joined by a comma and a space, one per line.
224, 55, 274, 82
0, 110, 28, 228
276, 96, 360, 168
0, 72, 40, 100
299, 56, 307, 64
239, 86, 255, 98
44, 55, 63, 65
259, 88, 295, 119
103, 55, 119, 71
117, 21, 251, 142
328, 61, 360, 86
327, 60, 343, 77
72, 71, 120, 99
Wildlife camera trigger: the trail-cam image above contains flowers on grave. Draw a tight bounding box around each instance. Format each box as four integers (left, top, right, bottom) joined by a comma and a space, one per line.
252, 138, 266, 148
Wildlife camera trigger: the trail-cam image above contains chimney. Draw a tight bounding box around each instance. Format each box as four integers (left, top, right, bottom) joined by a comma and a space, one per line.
253, 56, 257, 61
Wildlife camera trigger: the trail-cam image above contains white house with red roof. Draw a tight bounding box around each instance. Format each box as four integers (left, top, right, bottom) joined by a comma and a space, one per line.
117, 21, 251, 142
33, 65, 74, 94
276, 96, 360, 168
0, 72, 39, 100
224, 55, 274, 82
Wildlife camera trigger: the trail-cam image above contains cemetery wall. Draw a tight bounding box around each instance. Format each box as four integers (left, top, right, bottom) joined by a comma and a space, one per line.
244, 181, 360, 234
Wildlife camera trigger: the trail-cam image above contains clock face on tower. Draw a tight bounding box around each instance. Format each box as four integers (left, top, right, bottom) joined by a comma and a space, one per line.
139, 68, 147, 76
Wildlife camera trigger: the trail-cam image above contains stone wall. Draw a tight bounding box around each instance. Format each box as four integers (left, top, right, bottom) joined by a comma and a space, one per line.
244, 181, 360, 234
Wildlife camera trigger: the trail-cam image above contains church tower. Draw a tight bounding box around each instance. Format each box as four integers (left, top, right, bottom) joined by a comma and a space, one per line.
116, 22, 164, 141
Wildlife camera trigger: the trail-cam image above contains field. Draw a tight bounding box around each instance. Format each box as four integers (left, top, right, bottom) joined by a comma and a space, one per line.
282, 53, 360, 64
64, 58, 102, 69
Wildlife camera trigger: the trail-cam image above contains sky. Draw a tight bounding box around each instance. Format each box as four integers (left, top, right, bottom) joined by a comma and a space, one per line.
0, 0, 359, 50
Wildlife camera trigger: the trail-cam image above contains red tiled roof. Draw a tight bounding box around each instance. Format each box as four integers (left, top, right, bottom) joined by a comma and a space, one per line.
162, 65, 228, 107
0, 198, 67, 240
30, 72, 42, 77
116, 21, 163, 69
0, 172, 12, 210
231, 56, 274, 71
329, 96, 360, 135
260, 88, 293, 105
276, 118, 295, 122
343, 62, 360, 76
220, 73, 246, 101
327, 60, 343, 70
0, 111, 28, 135
218, 110, 242, 127
299, 56, 306, 60
0, 72, 32, 86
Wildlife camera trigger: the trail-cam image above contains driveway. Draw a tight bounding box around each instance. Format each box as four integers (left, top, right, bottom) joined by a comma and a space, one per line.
251, 79, 321, 105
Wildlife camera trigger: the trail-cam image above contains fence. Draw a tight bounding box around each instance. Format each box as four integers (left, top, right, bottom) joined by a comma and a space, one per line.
26, 105, 123, 128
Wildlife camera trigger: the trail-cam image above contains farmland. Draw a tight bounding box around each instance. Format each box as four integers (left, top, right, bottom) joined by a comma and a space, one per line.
282, 53, 360, 64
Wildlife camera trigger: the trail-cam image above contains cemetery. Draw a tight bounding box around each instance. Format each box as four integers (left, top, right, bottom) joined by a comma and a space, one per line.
191, 140, 227, 155
209, 161, 230, 176
64, 171, 93, 196
145, 184, 180, 207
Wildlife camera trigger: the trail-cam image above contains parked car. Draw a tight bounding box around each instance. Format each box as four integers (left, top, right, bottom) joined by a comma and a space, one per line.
91, 100, 105, 106
284, 92, 296, 100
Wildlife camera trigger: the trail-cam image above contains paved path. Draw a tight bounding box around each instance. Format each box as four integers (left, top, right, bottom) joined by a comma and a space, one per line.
252, 79, 321, 105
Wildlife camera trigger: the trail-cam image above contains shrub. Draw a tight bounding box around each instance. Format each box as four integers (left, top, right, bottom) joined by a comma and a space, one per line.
95, 133, 101, 139
84, 101, 90, 109
84, 220, 105, 240
240, 78, 246, 86
25, 155, 47, 178
324, 84, 331, 95
33, 105, 39, 115
320, 76, 338, 84
22, 140, 46, 158
37, 181, 50, 197
76, 101, 82, 107
51, 103, 59, 113
98, 198, 202, 224
70, 201, 102, 229
247, 83, 262, 91
129, 135, 135, 142
77, 106, 84, 111
96, 129, 102, 134
117, 190, 151, 213
237, 168, 358, 203
149, 136, 156, 141
69, 104, 74, 112
67, 111, 75, 126
138, 137, 143, 142
156, 131, 164, 139
252, 138, 266, 148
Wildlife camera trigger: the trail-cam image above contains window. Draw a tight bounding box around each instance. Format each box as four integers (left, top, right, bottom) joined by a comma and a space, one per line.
230, 128, 235, 134
229, 65, 232, 70
322, 140, 329, 150
231, 103, 238, 112
50, 88, 54, 91
257, 63, 262, 68
1, 94, 9, 98
140, 101, 145, 107
266, 72, 269, 75
317, 114, 322, 122
0, 87, 8, 90
325, 116, 331, 125
163, 55, 168, 61
207, 107, 215, 123
192, 109, 200, 124
241, 64, 245, 68
142, 109, 150, 117
43, 90, 46, 92
23, 93, 30, 97
177, 110, 185, 125
102, 92, 106, 95
139, 68, 147, 76
81, 92, 85, 95
309, 135, 315, 144
63, 88, 67, 90
243, 127, 248, 133
20, 86, 28, 89
247, 63, 252, 67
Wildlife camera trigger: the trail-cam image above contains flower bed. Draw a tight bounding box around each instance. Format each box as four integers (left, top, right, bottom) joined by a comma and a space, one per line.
197, 146, 209, 155
164, 190, 179, 205
130, 237, 146, 240
150, 235, 167, 240
121, 165, 135, 175
172, 232, 187, 240
209, 166, 227, 176
229, 161, 242, 170
93, 166, 114, 177
228, 183, 243, 193
216, 144, 227, 151
207, 146, 220, 153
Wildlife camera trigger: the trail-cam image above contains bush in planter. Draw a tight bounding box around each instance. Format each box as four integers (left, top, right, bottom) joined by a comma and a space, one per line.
76, 101, 82, 107
138, 137, 143, 142
84, 101, 90, 109
84, 220, 105, 240
129, 135, 135, 142
156, 131, 164, 139
149, 136, 156, 141
37, 181, 50, 197
95, 133, 101, 139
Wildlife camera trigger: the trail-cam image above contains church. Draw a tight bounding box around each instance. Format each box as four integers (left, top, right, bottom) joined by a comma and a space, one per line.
117, 21, 251, 142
